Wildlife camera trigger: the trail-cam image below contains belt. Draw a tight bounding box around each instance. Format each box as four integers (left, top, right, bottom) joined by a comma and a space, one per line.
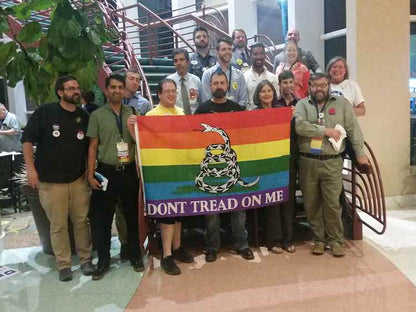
97, 162, 135, 172
300, 153, 340, 160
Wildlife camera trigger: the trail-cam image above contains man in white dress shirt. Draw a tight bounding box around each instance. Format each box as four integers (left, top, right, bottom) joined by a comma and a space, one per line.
244, 42, 279, 110
166, 48, 201, 115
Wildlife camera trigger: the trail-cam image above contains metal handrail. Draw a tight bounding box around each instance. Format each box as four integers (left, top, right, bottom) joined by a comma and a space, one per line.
342, 141, 387, 235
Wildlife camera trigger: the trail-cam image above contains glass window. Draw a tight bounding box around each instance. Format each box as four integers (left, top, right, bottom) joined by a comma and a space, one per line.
324, 0, 346, 33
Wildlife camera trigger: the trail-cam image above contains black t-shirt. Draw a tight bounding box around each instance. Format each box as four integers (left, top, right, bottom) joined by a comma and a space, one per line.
194, 99, 245, 114
22, 103, 89, 183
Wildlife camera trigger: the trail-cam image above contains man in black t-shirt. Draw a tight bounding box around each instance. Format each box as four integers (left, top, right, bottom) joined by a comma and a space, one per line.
22, 76, 94, 282
194, 70, 253, 262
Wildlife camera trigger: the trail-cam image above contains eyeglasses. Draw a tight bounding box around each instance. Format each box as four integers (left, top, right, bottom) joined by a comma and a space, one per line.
310, 83, 328, 89
64, 87, 81, 92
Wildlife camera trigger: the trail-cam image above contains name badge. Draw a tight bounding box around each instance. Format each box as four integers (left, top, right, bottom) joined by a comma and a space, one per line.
310, 137, 323, 155
117, 140, 130, 163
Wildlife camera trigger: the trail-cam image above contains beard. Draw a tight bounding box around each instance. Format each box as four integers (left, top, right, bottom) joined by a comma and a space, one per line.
195, 41, 208, 49
311, 90, 329, 103
212, 89, 226, 99
63, 94, 80, 105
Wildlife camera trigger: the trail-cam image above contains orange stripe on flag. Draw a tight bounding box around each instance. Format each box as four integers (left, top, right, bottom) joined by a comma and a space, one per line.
139, 123, 290, 149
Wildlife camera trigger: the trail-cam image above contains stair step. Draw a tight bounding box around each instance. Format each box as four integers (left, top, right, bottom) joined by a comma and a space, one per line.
138, 57, 173, 66
141, 65, 175, 74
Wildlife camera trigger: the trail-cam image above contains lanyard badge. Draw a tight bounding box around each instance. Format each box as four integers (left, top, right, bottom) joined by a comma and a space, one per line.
117, 136, 130, 163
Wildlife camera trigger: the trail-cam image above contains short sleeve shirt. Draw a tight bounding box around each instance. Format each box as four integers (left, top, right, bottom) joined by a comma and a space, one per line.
146, 104, 184, 116
87, 103, 136, 165
21, 103, 89, 183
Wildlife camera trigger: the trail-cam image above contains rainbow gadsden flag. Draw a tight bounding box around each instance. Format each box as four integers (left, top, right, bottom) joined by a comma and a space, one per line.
136, 108, 291, 218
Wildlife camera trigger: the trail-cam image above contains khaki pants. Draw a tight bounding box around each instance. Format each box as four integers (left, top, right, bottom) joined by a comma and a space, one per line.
39, 176, 92, 269
299, 155, 344, 246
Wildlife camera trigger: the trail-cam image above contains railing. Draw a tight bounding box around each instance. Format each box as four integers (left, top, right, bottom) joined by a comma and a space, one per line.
342, 142, 387, 237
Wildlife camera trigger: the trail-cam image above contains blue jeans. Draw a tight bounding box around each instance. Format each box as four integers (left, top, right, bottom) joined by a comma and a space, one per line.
205, 211, 248, 252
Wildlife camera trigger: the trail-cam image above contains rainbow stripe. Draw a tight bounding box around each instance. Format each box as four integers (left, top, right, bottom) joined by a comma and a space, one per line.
136, 108, 292, 218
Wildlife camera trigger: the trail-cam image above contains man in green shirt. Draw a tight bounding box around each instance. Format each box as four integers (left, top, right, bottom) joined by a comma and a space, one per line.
295, 73, 369, 257
87, 74, 144, 280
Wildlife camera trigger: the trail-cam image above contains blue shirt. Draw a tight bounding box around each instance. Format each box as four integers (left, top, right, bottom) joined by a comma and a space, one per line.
124, 92, 152, 115
200, 62, 248, 108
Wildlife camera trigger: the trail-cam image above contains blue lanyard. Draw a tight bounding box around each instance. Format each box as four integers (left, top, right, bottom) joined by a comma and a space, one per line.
111, 109, 123, 137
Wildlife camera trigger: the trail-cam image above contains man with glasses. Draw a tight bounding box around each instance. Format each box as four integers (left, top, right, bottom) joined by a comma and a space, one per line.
146, 79, 194, 276
22, 76, 94, 282
295, 73, 369, 257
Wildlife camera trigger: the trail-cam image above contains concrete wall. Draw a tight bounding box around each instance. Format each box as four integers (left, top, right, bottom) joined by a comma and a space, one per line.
347, 0, 414, 199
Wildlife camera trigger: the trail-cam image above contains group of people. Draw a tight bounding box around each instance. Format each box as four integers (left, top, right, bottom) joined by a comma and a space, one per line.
20, 25, 370, 281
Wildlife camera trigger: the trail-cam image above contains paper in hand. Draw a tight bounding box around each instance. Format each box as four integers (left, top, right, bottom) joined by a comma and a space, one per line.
328, 124, 347, 152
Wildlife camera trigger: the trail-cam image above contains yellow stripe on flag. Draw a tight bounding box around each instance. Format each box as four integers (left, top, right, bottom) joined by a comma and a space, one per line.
141, 139, 290, 166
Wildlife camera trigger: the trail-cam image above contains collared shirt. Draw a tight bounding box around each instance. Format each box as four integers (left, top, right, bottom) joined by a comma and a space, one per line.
189, 51, 217, 80
275, 94, 298, 108
166, 72, 201, 114
200, 62, 248, 108
231, 48, 251, 72
244, 67, 280, 110
146, 104, 184, 116
87, 103, 136, 165
295, 95, 365, 157
124, 92, 152, 115
0, 111, 22, 152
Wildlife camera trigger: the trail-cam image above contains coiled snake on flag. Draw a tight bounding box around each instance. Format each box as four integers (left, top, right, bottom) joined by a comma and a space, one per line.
195, 123, 260, 194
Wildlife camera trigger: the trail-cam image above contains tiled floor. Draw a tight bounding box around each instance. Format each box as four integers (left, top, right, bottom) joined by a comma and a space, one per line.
0, 239, 144, 312
0, 209, 415, 312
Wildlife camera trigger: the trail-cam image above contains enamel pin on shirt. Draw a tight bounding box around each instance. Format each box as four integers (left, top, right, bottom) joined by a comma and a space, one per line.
52, 124, 60, 137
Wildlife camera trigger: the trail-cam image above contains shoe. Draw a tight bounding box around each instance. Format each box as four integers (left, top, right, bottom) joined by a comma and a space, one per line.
205, 249, 217, 262
92, 265, 109, 281
283, 243, 296, 253
237, 248, 255, 260
312, 243, 325, 255
331, 244, 345, 257
81, 261, 95, 276
119, 244, 129, 260
131, 258, 145, 272
160, 255, 181, 275
59, 268, 73, 282
268, 242, 283, 254
172, 247, 194, 263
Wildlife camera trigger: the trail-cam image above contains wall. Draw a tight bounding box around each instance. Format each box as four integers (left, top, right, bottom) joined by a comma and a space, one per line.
347, 0, 414, 199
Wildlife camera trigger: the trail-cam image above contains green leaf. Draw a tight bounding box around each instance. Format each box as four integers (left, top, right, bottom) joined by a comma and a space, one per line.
61, 38, 79, 59
16, 22, 43, 44
12, 3, 31, 21
62, 18, 82, 38
26, 0, 54, 11
0, 18, 10, 34
38, 36, 49, 58
87, 29, 101, 46
0, 42, 17, 65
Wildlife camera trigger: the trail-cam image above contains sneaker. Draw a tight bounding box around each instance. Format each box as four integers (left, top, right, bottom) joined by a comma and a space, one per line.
92, 265, 109, 281
119, 244, 129, 260
59, 268, 73, 282
160, 255, 181, 275
172, 247, 194, 263
81, 261, 95, 276
237, 248, 255, 260
331, 244, 345, 257
312, 243, 325, 255
205, 249, 217, 262
131, 258, 145, 272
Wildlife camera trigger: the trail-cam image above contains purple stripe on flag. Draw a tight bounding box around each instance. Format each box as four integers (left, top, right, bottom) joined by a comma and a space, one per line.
145, 187, 289, 218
